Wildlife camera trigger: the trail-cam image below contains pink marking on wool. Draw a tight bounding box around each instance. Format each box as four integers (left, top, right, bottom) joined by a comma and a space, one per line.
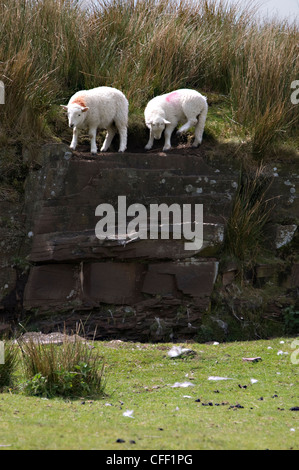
166, 91, 179, 103
70, 96, 87, 108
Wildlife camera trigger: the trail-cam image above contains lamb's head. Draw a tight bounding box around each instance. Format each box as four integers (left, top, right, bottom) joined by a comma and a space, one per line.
147, 117, 171, 140
61, 103, 89, 128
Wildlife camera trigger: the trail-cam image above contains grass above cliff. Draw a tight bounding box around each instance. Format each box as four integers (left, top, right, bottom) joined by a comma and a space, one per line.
0, 0, 298, 161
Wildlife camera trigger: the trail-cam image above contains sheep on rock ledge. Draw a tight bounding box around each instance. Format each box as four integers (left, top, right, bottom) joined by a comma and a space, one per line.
61, 86, 128, 154
144, 89, 208, 151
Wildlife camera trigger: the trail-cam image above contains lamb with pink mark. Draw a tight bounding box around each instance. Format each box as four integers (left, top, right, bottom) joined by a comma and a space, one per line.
61, 86, 128, 154
144, 89, 208, 151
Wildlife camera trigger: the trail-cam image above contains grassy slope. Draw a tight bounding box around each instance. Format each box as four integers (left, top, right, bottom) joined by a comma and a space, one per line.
0, 337, 298, 450
0, 0, 298, 157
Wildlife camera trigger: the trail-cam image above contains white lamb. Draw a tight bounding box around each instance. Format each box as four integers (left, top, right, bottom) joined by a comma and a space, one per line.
144, 89, 208, 151
61, 86, 128, 154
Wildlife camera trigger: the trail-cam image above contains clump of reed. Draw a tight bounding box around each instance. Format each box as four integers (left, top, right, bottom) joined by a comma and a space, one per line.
19, 335, 104, 397
223, 164, 276, 277
19, 335, 105, 398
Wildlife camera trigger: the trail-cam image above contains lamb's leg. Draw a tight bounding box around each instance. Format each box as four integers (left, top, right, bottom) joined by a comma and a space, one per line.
145, 129, 155, 150
100, 125, 116, 152
89, 126, 98, 154
177, 117, 198, 135
70, 127, 79, 150
163, 124, 176, 151
118, 126, 127, 153
192, 107, 208, 147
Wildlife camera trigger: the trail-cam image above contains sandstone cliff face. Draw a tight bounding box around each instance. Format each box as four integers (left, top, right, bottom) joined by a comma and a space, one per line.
0, 143, 298, 341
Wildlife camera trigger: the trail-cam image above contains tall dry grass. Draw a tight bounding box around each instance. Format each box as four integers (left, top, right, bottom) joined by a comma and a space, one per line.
231, 19, 299, 154
223, 163, 276, 277
0, 0, 298, 154
19, 335, 106, 398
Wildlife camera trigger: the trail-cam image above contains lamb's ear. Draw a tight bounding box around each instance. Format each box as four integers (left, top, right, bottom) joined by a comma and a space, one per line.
60, 105, 68, 111
82, 106, 89, 112
163, 119, 171, 125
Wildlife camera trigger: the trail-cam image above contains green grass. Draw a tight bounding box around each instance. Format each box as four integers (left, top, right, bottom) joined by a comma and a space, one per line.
0, 337, 298, 450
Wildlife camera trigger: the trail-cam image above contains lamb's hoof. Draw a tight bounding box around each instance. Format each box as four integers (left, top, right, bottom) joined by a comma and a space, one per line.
91, 151, 98, 155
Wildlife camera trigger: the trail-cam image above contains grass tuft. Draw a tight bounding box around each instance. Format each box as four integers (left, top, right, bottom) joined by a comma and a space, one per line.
223, 164, 276, 276
18, 335, 106, 398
